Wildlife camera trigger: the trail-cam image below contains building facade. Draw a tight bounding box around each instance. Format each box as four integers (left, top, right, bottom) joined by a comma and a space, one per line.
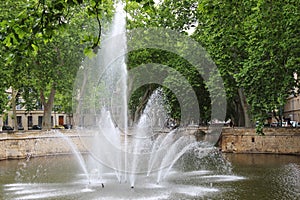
284, 95, 300, 123
1, 109, 72, 131
1, 88, 73, 131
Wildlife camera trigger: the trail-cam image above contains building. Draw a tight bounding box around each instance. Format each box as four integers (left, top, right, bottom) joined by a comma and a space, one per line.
1, 109, 72, 131
284, 73, 299, 123
284, 95, 300, 123
1, 88, 72, 131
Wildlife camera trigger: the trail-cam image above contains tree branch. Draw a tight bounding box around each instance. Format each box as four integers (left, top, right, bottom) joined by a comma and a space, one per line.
92, 1, 102, 52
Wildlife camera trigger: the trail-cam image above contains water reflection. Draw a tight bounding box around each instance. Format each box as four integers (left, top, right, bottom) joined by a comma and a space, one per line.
223, 154, 300, 200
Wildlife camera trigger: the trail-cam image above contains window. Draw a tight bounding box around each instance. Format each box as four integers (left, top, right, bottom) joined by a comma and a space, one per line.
3, 117, 8, 125
38, 116, 43, 127
27, 116, 33, 127
17, 116, 22, 126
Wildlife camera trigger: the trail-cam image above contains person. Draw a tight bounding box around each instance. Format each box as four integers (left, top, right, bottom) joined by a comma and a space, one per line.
229, 118, 234, 128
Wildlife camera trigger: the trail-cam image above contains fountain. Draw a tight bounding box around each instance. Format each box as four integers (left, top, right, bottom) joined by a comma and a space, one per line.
72, 1, 215, 189
0, 1, 248, 199
1, 1, 300, 199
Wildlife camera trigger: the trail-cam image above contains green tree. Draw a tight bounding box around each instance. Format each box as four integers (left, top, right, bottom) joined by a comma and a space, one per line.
195, 0, 299, 132
239, 0, 299, 132
195, 0, 254, 127
126, 0, 211, 125
0, 0, 114, 129
0, 1, 36, 128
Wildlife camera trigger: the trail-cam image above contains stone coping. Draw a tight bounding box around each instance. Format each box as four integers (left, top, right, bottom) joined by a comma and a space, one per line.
0, 130, 94, 140
222, 127, 300, 136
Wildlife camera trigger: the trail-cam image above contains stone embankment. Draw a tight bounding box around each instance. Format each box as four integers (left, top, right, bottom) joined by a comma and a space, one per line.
0, 130, 87, 160
1, 127, 300, 160
220, 127, 300, 155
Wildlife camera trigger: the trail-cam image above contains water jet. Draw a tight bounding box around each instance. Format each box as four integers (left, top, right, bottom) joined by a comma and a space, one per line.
2, 0, 226, 199
1, 1, 299, 199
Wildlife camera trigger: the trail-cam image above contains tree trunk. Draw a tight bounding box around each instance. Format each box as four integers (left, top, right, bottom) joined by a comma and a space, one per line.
41, 86, 56, 130
238, 88, 253, 127
235, 95, 246, 127
74, 68, 88, 127
133, 86, 155, 123
43, 104, 53, 130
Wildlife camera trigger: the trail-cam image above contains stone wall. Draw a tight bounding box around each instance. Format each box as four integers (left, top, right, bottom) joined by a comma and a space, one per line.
1, 127, 300, 161
0, 131, 87, 160
220, 127, 300, 155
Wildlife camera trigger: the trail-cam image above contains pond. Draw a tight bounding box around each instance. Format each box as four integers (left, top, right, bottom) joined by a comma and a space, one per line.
0, 152, 299, 200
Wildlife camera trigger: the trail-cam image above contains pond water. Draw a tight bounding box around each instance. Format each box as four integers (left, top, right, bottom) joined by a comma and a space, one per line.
0, 152, 299, 200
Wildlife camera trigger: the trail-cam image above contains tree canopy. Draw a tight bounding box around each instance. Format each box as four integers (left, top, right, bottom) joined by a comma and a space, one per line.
0, 0, 113, 129
0, 0, 299, 132
195, 0, 299, 132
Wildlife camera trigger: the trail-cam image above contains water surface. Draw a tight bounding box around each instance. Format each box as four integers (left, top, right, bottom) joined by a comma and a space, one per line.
0, 153, 299, 200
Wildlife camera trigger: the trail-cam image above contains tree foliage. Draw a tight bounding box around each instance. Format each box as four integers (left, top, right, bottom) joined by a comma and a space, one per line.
126, 0, 299, 132
195, 0, 299, 132
126, 0, 211, 124
0, 0, 113, 129
238, 0, 300, 124
0, 0, 299, 132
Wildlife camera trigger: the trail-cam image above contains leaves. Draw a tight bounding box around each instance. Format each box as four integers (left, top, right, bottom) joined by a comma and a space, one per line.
0, 0, 298, 130
195, 0, 300, 130
0, 0, 109, 126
